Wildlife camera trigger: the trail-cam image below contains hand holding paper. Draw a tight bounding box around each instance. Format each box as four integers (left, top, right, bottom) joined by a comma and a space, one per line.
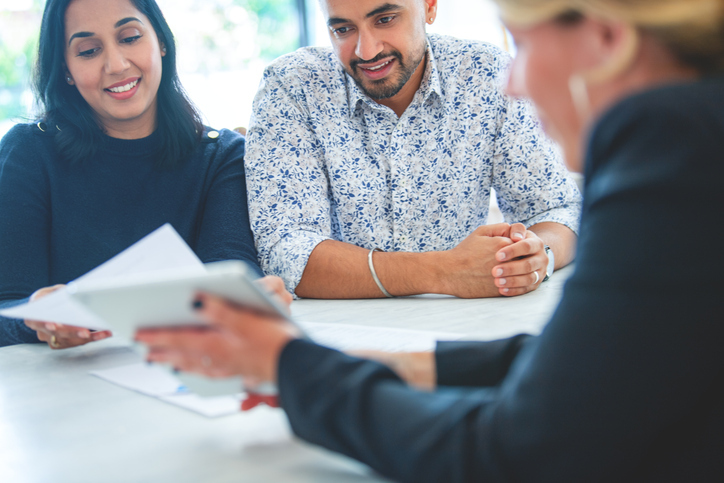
136, 291, 301, 394
0, 224, 205, 348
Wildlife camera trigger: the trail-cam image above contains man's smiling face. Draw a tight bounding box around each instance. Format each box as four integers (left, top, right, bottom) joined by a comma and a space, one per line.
321, 0, 433, 101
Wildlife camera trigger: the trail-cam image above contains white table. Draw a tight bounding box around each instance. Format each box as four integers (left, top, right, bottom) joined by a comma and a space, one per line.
0, 266, 572, 482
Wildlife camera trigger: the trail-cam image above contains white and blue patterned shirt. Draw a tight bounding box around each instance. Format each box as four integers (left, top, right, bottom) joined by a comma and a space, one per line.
246, 34, 582, 293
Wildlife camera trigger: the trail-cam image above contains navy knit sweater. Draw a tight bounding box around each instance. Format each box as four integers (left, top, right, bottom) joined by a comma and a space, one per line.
0, 123, 261, 346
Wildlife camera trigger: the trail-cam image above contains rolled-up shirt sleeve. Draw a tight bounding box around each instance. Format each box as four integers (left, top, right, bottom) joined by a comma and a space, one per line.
245, 64, 333, 293
491, 93, 582, 234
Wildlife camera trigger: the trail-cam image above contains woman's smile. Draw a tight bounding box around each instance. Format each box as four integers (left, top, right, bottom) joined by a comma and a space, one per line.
105, 77, 141, 100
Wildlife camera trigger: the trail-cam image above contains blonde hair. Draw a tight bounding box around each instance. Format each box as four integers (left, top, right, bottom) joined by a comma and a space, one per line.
492, 0, 724, 75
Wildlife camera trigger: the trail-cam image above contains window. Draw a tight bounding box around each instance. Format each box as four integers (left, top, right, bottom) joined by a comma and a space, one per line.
0, 0, 307, 136
0, 0, 509, 137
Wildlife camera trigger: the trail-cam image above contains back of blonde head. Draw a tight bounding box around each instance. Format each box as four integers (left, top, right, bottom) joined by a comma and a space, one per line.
492, 0, 724, 75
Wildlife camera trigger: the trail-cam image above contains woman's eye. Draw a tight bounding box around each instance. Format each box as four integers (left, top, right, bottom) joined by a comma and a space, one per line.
121, 35, 142, 44
77, 47, 99, 58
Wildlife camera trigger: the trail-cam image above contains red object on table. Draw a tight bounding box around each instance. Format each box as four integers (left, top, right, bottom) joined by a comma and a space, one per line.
241, 392, 280, 411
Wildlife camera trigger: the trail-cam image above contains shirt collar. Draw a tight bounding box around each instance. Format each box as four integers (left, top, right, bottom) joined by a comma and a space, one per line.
345, 37, 442, 118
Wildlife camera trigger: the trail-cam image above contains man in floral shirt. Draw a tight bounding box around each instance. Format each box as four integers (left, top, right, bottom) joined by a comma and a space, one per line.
245, 0, 581, 299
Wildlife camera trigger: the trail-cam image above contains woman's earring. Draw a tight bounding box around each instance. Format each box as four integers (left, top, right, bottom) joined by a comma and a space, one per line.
568, 74, 591, 121
66, 76, 73, 84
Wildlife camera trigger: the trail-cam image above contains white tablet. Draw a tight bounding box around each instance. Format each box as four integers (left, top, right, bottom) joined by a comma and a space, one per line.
67, 260, 291, 339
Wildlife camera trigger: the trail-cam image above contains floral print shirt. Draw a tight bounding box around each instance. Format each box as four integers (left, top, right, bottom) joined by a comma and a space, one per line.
245, 34, 582, 293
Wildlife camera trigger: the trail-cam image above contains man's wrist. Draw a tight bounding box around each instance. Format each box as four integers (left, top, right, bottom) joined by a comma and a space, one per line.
376, 250, 447, 296
543, 245, 555, 282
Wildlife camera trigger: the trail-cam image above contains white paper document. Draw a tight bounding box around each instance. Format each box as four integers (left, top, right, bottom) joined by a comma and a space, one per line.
90, 323, 463, 416
0, 224, 204, 329
90, 362, 242, 418
298, 321, 464, 352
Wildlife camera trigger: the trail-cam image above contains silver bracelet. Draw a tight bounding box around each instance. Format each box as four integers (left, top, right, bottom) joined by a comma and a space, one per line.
367, 248, 394, 298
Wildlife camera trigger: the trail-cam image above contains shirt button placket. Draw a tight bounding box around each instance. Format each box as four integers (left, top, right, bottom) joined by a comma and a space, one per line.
391, 119, 411, 251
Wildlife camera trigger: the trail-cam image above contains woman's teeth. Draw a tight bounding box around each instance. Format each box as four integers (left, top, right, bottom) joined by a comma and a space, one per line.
108, 79, 139, 93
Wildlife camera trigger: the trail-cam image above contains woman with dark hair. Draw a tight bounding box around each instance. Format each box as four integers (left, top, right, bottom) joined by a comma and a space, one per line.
0, 0, 266, 348
138, 0, 724, 481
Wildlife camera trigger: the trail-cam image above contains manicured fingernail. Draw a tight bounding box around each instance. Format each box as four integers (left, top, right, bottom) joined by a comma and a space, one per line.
513, 232, 523, 240
78, 330, 89, 338
192, 299, 203, 310
499, 278, 507, 285
495, 268, 504, 277
501, 288, 509, 293
498, 253, 506, 261
46, 323, 56, 331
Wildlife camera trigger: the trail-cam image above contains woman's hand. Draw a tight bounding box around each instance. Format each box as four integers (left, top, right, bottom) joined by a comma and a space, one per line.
347, 350, 437, 390
136, 292, 302, 384
255, 275, 293, 313
24, 284, 113, 349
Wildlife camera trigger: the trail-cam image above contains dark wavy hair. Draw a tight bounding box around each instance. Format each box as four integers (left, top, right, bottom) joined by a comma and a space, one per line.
32, 0, 203, 166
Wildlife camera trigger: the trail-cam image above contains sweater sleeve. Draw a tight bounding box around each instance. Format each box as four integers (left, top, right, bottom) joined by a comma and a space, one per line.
0, 126, 52, 347
193, 130, 263, 277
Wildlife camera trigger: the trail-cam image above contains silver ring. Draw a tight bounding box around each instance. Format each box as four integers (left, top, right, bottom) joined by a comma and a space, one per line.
201, 356, 212, 368
533, 271, 540, 285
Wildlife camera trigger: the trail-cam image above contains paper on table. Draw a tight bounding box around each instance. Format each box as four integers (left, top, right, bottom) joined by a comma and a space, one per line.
90, 324, 464, 416
90, 362, 242, 418
0, 224, 204, 330
298, 321, 464, 352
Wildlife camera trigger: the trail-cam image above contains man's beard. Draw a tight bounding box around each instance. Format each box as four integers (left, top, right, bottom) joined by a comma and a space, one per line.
348, 45, 426, 100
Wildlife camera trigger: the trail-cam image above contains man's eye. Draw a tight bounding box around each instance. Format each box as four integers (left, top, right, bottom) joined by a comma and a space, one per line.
332, 26, 350, 35
378, 16, 395, 24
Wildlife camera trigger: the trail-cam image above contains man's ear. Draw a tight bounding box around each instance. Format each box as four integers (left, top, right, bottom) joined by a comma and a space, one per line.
424, 0, 438, 24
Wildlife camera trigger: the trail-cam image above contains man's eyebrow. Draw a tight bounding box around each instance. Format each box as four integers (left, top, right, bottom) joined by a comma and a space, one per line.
327, 3, 403, 27
366, 3, 403, 19
68, 18, 143, 46
327, 17, 349, 27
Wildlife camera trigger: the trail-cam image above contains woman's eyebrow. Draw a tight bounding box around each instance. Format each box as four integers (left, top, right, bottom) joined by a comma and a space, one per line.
68, 31, 93, 45
114, 17, 142, 28
68, 17, 143, 46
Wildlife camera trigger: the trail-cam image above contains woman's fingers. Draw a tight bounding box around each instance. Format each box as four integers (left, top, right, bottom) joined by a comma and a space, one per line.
29, 284, 65, 302
25, 319, 111, 349
256, 276, 293, 310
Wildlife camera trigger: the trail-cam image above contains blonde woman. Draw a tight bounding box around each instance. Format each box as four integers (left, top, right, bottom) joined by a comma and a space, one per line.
137, 1, 724, 481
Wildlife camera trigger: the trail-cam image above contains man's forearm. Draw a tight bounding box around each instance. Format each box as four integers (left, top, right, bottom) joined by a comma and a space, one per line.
294, 240, 445, 299
528, 221, 577, 270
294, 226, 515, 299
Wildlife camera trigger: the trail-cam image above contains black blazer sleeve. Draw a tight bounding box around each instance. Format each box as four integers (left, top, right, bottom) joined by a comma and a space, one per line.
435, 336, 532, 387
277, 81, 724, 483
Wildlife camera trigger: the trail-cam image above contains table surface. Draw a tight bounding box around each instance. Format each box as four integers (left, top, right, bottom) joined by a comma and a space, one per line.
0, 266, 573, 483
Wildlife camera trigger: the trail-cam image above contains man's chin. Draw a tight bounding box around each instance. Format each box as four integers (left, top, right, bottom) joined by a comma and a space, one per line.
354, 76, 405, 101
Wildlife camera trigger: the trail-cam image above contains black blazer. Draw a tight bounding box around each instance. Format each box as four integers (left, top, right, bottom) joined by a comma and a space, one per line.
277, 76, 724, 483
